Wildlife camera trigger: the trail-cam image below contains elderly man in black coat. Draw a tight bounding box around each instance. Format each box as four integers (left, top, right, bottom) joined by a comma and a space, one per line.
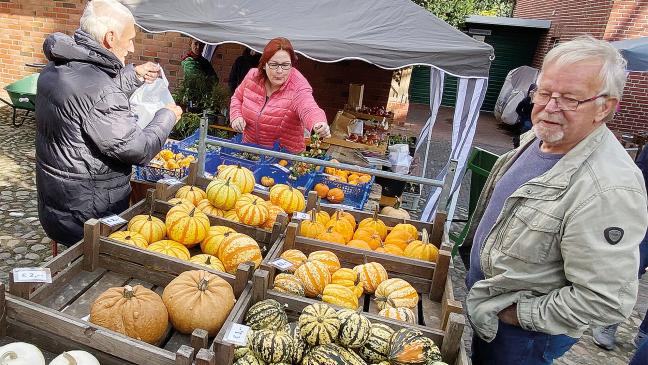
35, 0, 182, 246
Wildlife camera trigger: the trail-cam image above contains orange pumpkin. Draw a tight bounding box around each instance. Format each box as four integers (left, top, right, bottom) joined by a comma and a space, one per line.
375, 242, 404, 256
314, 183, 330, 199
236, 199, 269, 227
217, 233, 262, 273
384, 229, 415, 251
175, 185, 207, 206
391, 223, 419, 239
196, 199, 225, 217
358, 208, 388, 240
168, 197, 195, 209
206, 178, 241, 210
217, 164, 255, 193
330, 210, 356, 229
325, 214, 354, 243
346, 239, 372, 250
294, 260, 331, 298
269, 184, 305, 214
403, 229, 439, 263
278, 159, 289, 167
108, 230, 149, 249
262, 204, 286, 230
300, 209, 326, 238
128, 214, 166, 244
353, 262, 388, 294
200, 226, 236, 256
261, 176, 275, 187
165, 206, 210, 247
280, 249, 308, 272
352, 227, 382, 250
307, 250, 341, 274
316, 226, 347, 245
331, 268, 364, 298
326, 188, 345, 204
147, 240, 190, 260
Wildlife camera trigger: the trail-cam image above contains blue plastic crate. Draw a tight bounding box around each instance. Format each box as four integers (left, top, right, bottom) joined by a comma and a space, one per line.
220, 135, 285, 166
252, 163, 316, 192
134, 165, 189, 182
311, 172, 374, 210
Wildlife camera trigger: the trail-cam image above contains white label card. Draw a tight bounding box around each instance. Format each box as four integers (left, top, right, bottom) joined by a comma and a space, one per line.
292, 211, 310, 221
100, 215, 127, 227
270, 258, 294, 271
224, 323, 251, 346
12, 268, 52, 283
158, 177, 183, 186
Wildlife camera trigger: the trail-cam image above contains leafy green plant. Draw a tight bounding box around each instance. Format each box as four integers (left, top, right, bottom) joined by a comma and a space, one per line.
173, 73, 217, 112
412, 0, 513, 27
170, 112, 201, 140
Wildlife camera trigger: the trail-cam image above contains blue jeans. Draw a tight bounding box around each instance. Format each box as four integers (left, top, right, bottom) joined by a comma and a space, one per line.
630, 337, 648, 365
472, 321, 578, 365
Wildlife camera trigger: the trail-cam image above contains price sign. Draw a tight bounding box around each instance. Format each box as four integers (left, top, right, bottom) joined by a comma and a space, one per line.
100, 215, 127, 227
292, 211, 310, 221
12, 268, 52, 283
270, 258, 294, 271
273, 164, 291, 173
158, 177, 183, 186
224, 323, 251, 346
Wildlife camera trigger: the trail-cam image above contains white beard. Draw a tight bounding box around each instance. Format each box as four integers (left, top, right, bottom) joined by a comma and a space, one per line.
533, 124, 564, 144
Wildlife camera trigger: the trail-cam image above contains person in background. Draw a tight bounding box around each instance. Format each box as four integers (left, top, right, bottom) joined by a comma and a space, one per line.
512, 83, 535, 148
229, 48, 261, 94
465, 36, 648, 365
229, 37, 330, 153
181, 39, 218, 82
35, 0, 182, 247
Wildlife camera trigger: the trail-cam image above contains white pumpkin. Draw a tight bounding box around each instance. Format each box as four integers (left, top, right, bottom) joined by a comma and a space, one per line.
0, 342, 45, 365
49, 351, 100, 365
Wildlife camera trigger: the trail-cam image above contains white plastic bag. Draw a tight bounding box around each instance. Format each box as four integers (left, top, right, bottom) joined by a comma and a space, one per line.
388, 144, 413, 174
130, 67, 174, 129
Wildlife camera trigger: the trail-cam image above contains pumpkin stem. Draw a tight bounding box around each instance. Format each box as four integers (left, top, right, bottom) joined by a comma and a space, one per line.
123, 285, 134, 299
189, 207, 196, 217
198, 276, 210, 291
316, 198, 321, 212
62, 352, 78, 365
125, 235, 131, 240
310, 209, 317, 223
148, 197, 155, 219
0, 351, 18, 362
373, 205, 379, 221
205, 256, 212, 265
394, 198, 402, 210
422, 229, 429, 244
355, 272, 362, 286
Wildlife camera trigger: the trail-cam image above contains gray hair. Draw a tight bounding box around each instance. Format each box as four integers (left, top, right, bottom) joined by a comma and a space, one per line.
80, 0, 135, 44
543, 35, 628, 101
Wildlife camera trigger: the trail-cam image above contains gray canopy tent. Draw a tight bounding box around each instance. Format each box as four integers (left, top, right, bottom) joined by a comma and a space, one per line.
613, 37, 648, 72
120, 0, 494, 221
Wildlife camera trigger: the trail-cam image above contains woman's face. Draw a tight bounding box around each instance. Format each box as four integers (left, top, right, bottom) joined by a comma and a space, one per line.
265, 50, 292, 88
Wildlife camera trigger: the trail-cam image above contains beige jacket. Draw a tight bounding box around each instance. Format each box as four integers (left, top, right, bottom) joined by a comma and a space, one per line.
466, 125, 648, 341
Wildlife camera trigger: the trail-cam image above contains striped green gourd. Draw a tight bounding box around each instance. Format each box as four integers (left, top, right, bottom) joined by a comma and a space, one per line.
288, 322, 309, 364
338, 345, 367, 365
299, 303, 340, 346
336, 308, 371, 349
301, 343, 348, 365
389, 328, 442, 365
359, 323, 395, 363
245, 299, 288, 330
234, 346, 252, 361
233, 351, 266, 365
249, 329, 293, 363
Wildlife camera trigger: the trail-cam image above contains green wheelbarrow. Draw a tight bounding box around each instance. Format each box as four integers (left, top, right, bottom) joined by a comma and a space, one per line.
1, 73, 39, 127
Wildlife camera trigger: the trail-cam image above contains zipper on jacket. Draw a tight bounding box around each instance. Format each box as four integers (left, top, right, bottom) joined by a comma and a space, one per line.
255, 95, 270, 144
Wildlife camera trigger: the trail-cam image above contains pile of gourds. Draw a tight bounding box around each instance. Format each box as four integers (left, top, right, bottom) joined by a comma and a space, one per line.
299, 209, 439, 263
89, 270, 235, 345
272, 249, 420, 324
0, 342, 100, 364
235, 300, 447, 365
149, 149, 195, 170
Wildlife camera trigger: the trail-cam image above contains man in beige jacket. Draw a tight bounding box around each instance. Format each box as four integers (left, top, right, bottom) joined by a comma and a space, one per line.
465, 36, 648, 364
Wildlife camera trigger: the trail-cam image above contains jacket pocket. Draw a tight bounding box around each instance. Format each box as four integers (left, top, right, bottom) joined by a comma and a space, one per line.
499, 205, 562, 264
108, 183, 131, 204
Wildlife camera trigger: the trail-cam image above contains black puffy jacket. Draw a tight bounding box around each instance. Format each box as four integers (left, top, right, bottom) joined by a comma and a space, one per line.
36, 29, 176, 246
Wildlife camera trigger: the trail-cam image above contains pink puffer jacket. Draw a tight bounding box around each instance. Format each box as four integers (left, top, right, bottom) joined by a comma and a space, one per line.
229, 68, 326, 153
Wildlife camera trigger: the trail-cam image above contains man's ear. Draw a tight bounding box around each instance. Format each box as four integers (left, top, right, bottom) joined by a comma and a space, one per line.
595, 97, 618, 123
103, 30, 116, 49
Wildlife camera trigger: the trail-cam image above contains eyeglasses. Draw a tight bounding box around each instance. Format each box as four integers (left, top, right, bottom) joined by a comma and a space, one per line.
530, 90, 607, 111
267, 62, 292, 71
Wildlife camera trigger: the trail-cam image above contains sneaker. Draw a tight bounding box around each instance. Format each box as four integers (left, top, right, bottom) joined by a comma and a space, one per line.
592, 324, 619, 351
635, 330, 648, 348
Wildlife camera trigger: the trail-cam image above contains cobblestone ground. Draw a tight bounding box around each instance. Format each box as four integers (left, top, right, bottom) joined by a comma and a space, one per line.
0, 105, 645, 363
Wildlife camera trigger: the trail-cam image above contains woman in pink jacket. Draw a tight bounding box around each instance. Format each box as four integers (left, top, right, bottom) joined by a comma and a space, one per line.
229, 37, 330, 153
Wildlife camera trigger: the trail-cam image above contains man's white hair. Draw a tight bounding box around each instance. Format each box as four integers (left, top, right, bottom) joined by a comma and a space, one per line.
80, 0, 135, 43
543, 35, 628, 101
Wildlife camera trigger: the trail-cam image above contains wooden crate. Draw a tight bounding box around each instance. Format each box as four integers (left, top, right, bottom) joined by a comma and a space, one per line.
213, 270, 466, 365
8, 219, 257, 365
261, 220, 462, 331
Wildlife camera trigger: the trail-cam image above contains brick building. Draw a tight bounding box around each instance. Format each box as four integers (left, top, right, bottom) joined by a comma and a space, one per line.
514, 0, 648, 134
0, 0, 392, 122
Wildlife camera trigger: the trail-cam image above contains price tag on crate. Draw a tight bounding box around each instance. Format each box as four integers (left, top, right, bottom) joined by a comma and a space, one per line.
12, 268, 52, 283
292, 211, 310, 221
273, 164, 291, 173
158, 177, 183, 186
224, 323, 251, 346
270, 258, 294, 271
100, 215, 127, 227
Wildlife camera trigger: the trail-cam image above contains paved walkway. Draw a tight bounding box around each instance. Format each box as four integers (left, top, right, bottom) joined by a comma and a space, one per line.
0, 104, 644, 364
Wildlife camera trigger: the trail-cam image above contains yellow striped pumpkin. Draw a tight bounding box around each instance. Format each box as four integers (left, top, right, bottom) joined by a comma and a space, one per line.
295, 260, 331, 298
331, 268, 364, 298
168, 197, 195, 209
236, 199, 269, 227
403, 229, 439, 263
128, 214, 166, 244
223, 210, 240, 222
330, 210, 356, 230
353, 262, 388, 294
147, 240, 190, 260
236, 193, 265, 208
269, 184, 305, 214
321, 284, 358, 309
165, 206, 210, 247
217, 164, 255, 194
196, 199, 225, 217
308, 250, 340, 275
316, 226, 346, 245
206, 178, 241, 210
280, 249, 307, 273
189, 254, 225, 272
378, 307, 416, 324
374, 278, 419, 310
273, 273, 305, 297
175, 185, 207, 206
108, 230, 149, 249
261, 204, 286, 230
200, 226, 236, 256
217, 233, 262, 273
300, 210, 326, 238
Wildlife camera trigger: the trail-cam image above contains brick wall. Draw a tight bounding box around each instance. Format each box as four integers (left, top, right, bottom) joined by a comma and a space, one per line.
0, 0, 391, 123
514, 0, 648, 134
